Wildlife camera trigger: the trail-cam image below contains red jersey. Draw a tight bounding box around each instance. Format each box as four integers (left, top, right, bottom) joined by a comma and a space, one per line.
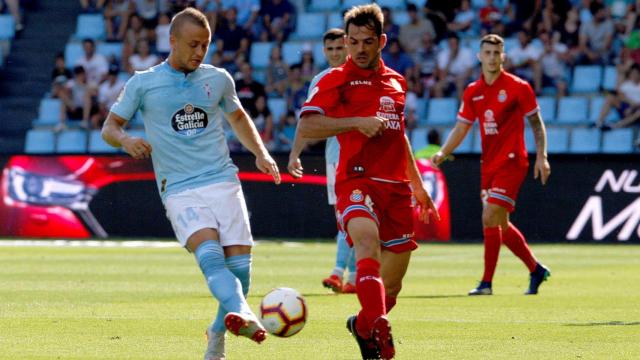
300, 58, 408, 184
457, 70, 539, 172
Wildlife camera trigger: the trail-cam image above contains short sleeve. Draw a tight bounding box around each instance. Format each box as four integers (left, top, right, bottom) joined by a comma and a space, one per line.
299, 71, 340, 117
219, 70, 243, 114
110, 74, 143, 120
457, 87, 476, 124
519, 81, 539, 117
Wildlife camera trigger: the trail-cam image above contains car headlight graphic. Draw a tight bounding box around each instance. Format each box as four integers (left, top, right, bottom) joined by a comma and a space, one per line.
8, 168, 93, 210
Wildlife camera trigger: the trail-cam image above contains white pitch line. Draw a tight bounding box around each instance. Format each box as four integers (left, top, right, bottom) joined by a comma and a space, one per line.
0, 240, 181, 248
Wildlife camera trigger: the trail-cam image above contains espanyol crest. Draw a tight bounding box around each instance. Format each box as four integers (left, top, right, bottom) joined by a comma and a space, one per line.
498, 89, 507, 103
350, 189, 364, 202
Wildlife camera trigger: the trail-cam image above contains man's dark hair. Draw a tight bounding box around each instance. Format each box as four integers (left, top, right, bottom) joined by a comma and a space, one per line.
170, 7, 209, 36
344, 3, 384, 37
82, 38, 95, 46
323, 28, 345, 43
427, 128, 441, 145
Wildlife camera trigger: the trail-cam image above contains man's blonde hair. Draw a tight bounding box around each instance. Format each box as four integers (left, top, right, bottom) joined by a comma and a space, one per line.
169, 7, 209, 36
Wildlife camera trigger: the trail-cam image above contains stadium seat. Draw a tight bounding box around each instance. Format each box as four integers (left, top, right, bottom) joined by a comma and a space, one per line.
410, 128, 428, 150
292, 13, 326, 40
602, 128, 634, 153
569, 128, 601, 153
392, 11, 410, 26
413, 98, 428, 126
407, 0, 428, 6
377, 0, 406, 10
589, 96, 620, 123
267, 98, 287, 125
309, 0, 340, 12
24, 129, 56, 154
426, 98, 458, 125
97, 41, 123, 62
0, 15, 15, 40
327, 12, 343, 30
556, 96, 589, 124
32, 99, 62, 127
88, 130, 119, 153
56, 129, 87, 153
74, 14, 106, 40
313, 41, 327, 67
602, 66, 617, 91
546, 127, 569, 153
524, 126, 536, 153
571, 65, 603, 94
472, 128, 482, 153
444, 127, 473, 153
249, 42, 274, 69
537, 97, 556, 123
342, 0, 370, 10
282, 41, 304, 65
64, 42, 84, 67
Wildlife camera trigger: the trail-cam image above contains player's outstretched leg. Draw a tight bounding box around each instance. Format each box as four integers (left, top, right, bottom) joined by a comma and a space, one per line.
204, 326, 226, 360
525, 263, 551, 295
322, 231, 350, 293
346, 315, 380, 359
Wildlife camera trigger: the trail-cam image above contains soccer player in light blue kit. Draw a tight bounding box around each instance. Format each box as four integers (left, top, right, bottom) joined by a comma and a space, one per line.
101, 8, 281, 360
288, 28, 357, 294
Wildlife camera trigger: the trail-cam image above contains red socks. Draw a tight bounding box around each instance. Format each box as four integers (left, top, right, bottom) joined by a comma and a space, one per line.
482, 227, 502, 282
355, 258, 386, 337
502, 223, 537, 272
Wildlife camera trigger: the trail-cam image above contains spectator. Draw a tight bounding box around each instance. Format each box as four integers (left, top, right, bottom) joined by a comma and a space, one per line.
382, 38, 414, 78
283, 63, 308, 116
50, 53, 73, 99
215, 7, 251, 64
127, 39, 160, 73
479, 0, 503, 35
195, 0, 221, 28
413, 32, 439, 97
577, 1, 614, 64
447, 0, 475, 36
228, 0, 261, 34
299, 45, 317, 84
123, 13, 153, 65
57, 66, 97, 131
594, 64, 640, 130
104, 0, 134, 41
155, 12, 171, 59
133, 0, 159, 29
93, 64, 125, 128
505, 29, 543, 94
276, 110, 297, 151
423, 0, 461, 41
1, 0, 23, 31
80, 0, 107, 13
381, 6, 400, 41
257, 0, 295, 42
505, 0, 542, 35
399, 3, 436, 56
75, 38, 109, 85
556, 5, 581, 64
539, 31, 569, 98
235, 62, 266, 115
433, 32, 475, 97
250, 95, 274, 149
414, 128, 442, 160
265, 45, 289, 97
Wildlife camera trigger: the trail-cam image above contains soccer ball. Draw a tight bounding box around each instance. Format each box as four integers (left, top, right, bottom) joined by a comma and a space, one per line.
259, 287, 308, 337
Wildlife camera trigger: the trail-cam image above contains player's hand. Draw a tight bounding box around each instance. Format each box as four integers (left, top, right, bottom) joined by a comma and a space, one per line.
121, 136, 152, 160
256, 154, 281, 185
355, 116, 387, 137
414, 185, 440, 224
287, 157, 304, 179
430, 151, 447, 167
534, 156, 550, 185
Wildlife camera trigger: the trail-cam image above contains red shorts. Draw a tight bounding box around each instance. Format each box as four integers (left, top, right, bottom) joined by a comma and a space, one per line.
481, 161, 528, 213
335, 178, 417, 253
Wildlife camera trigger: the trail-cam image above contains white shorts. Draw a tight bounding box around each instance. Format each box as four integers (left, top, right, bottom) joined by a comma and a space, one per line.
165, 182, 253, 247
326, 162, 337, 205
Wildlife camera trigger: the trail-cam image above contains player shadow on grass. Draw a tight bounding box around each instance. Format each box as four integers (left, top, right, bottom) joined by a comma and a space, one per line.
564, 321, 640, 326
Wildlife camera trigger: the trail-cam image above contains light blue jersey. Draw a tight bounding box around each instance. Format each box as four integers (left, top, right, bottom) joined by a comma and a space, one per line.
309, 68, 340, 165
111, 61, 242, 202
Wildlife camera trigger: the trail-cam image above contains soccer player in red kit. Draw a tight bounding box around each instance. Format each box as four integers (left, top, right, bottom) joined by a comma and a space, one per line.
297, 4, 439, 359
432, 34, 551, 296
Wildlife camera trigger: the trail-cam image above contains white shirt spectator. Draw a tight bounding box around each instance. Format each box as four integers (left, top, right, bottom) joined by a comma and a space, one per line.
619, 80, 640, 105
436, 47, 475, 76
155, 23, 170, 54
541, 42, 568, 78
129, 53, 159, 72
98, 78, 126, 109
75, 54, 109, 85
508, 42, 543, 67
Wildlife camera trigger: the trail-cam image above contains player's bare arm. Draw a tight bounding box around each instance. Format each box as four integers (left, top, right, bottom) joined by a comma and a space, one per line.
527, 111, 551, 185
102, 112, 152, 160
225, 108, 281, 185
431, 121, 472, 166
298, 113, 387, 139
404, 134, 440, 223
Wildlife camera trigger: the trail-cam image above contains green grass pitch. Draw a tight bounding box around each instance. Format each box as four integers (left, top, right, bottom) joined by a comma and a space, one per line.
0, 241, 639, 359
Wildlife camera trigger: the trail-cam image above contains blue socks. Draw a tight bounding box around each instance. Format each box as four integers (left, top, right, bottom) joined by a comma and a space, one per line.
194, 241, 252, 332
210, 253, 252, 332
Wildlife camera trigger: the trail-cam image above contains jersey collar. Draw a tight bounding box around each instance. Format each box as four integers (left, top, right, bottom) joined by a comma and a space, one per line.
480, 69, 505, 87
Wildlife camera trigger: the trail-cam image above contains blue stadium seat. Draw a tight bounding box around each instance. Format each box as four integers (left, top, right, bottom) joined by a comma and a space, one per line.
267, 98, 287, 125
249, 42, 274, 69
408, 0, 428, 6
56, 129, 87, 153
313, 41, 327, 67
556, 96, 589, 124
537, 97, 556, 123
282, 41, 304, 65
327, 12, 343, 30
602, 128, 634, 153
293, 13, 326, 40
426, 98, 458, 125
65, 42, 84, 67
571, 65, 603, 94
589, 96, 620, 123
32, 99, 62, 127
444, 127, 473, 153
342, 0, 370, 11
602, 66, 617, 91
570, 128, 601, 153
253, 69, 266, 85
524, 126, 536, 153
413, 98, 428, 126
75, 14, 106, 40
472, 128, 482, 153
546, 127, 569, 153
410, 128, 428, 150
25, 129, 56, 154
0, 15, 15, 40
88, 130, 119, 153
377, 0, 406, 10
392, 11, 410, 26
309, 0, 340, 12
97, 41, 123, 62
